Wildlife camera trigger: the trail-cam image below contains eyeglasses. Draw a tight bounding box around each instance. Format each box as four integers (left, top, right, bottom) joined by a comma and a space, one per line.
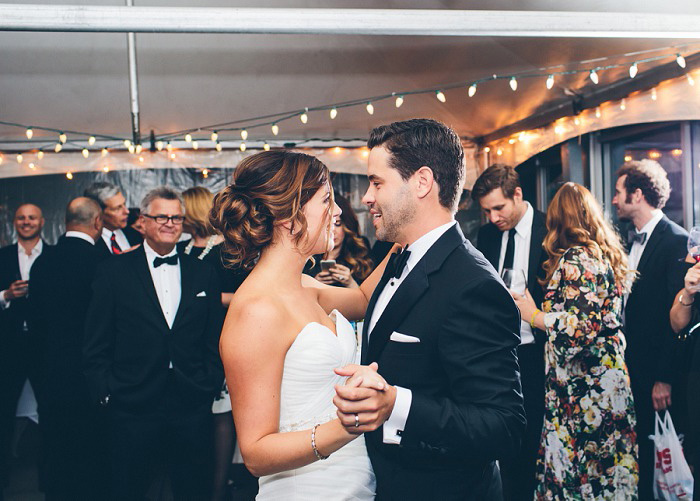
143, 214, 185, 225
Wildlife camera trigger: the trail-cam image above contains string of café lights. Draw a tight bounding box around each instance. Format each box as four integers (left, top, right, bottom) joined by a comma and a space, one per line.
0, 42, 699, 180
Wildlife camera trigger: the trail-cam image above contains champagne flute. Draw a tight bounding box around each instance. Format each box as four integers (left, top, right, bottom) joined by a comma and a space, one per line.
501, 268, 527, 294
687, 227, 700, 292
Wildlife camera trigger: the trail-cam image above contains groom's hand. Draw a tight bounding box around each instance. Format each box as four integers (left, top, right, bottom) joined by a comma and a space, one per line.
333, 364, 397, 434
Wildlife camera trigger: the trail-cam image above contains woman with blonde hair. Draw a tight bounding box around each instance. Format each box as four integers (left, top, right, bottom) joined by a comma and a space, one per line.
511, 182, 639, 500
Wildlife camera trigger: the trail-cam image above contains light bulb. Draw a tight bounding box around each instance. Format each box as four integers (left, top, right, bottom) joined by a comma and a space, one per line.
128, 144, 135, 154
651, 88, 658, 101
629, 63, 638, 78
66, 172, 73, 180
435, 90, 446, 102
546, 74, 554, 90
88, 136, 96, 146
300, 109, 308, 124
37, 150, 44, 160
395, 95, 404, 107
16, 154, 23, 164
210, 131, 218, 142
271, 123, 279, 136
59, 132, 67, 144
123, 139, 131, 148
509, 77, 518, 91
330, 107, 338, 119
166, 142, 173, 152
496, 148, 503, 156
508, 138, 516, 144
185, 133, 192, 143
29, 163, 35, 170
135, 144, 143, 154
156, 141, 164, 151
366, 102, 374, 115
240, 142, 247, 152
26, 128, 33, 139
241, 129, 248, 140
54, 143, 62, 153
215, 141, 222, 152
0, 155, 3, 165
468, 84, 477, 97
589, 69, 599, 85
688, 74, 695, 86
676, 53, 686, 68
620, 99, 626, 111
595, 107, 602, 118
192, 140, 199, 150
82, 148, 89, 158
103, 166, 110, 172
263, 142, 270, 151
170, 153, 176, 160
483, 147, 490, 153
202, 169, 209, 178
138, 156, 144, 163
574, 116, 581, 126
102, 148, 108, 157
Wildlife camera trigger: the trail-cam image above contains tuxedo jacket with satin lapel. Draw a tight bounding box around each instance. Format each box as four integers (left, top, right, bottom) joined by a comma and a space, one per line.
94, 225, 143, 259
624, 215, 688, 386
83, 245, 224, 410
475, 209, 548, 329
0, 241, 52, 339
29, 235, 103, 407
361, 225, 525, 500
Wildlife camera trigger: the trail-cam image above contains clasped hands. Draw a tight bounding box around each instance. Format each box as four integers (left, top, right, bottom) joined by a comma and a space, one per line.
333, 362, 397, 435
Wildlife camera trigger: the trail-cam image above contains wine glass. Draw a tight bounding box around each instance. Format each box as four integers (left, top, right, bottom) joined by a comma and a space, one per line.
688, 226, 700, 263
501, 268, 527, 294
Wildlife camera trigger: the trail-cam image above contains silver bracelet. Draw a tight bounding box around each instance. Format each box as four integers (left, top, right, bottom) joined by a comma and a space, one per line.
679, 293, 695, 306
311, 423, 330, 460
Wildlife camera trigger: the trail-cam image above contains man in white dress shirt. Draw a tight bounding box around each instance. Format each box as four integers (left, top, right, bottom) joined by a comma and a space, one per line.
84, 181, 142, 257
334, 119, 525, 500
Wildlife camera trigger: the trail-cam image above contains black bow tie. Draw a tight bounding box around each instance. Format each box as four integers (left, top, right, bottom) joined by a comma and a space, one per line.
389, 247, 411, 279
153, 254, 179, 268
628, 230, 647, 246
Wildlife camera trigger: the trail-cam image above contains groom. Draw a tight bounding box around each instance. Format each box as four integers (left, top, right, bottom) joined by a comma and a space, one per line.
335, 119, 525, 500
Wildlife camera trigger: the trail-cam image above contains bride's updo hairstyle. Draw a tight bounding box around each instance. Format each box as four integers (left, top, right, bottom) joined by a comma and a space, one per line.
210, 150, 331, 270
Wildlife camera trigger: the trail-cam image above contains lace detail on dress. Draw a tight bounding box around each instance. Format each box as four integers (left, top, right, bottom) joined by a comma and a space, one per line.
278, 412, 336, 433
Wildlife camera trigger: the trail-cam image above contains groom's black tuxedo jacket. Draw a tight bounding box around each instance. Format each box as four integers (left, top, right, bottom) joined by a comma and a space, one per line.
362, 225, 525, 500
83, 245, 224, 411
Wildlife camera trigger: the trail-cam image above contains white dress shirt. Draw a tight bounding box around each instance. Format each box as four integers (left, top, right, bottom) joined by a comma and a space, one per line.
0, 239, 43, 311
368, 221, 456, 445
65, 230, 95, 245
101, 227, 130, 254
143, 241, 181, 368
628, 209, 664, 271
497, 203, 535, 345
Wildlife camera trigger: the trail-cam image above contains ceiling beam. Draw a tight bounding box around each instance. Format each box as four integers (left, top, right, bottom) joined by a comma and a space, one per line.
2, 5, 700, 37
480, 52, 700, 145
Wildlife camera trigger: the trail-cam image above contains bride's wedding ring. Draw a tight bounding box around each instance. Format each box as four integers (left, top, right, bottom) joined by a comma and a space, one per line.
354, 413, 360, 428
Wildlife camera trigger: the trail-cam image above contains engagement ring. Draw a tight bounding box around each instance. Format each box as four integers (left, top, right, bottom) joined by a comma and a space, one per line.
354, 413, 360, 428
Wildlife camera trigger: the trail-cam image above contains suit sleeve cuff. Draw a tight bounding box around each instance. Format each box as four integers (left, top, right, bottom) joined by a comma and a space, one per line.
382, 386, 412, 445
0, 291, 10, 309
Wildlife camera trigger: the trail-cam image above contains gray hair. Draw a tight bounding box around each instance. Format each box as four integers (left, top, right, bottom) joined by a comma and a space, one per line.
84, 182, 121, 209
66, 197, 101, 227
140, 186, 185, 215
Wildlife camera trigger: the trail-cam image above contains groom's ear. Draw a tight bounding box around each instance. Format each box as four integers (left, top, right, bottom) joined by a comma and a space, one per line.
413, 166, 435, 200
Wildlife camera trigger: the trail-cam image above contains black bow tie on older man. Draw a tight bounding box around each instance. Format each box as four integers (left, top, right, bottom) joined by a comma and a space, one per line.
628, 230, 647, 246
153, 254, 179, 268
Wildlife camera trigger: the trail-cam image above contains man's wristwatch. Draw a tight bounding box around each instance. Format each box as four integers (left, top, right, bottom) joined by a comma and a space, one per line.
99, 394, 111, 407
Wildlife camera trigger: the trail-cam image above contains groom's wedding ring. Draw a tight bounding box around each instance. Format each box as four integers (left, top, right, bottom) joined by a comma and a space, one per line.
354, 413, 360, 428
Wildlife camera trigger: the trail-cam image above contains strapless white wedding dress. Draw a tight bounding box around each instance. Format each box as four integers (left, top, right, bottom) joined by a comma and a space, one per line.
256, 310, 376, 500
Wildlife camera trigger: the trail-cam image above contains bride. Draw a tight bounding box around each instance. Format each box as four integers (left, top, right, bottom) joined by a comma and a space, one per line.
210, 150, 389, 500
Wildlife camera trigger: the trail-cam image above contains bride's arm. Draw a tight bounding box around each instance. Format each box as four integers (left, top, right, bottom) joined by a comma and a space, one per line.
221, 297, 357, 477
303, 243, 399, 321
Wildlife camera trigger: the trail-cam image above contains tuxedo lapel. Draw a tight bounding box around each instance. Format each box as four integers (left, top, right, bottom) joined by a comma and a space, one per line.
172, 254, 195, 330
133, 246, 170, 331
365, 225, 465, 363
362, 253, 397, 364
636, 217, 667, 274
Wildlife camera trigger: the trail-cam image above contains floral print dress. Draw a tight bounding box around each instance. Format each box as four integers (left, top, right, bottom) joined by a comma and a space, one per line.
535, 246, 638, 500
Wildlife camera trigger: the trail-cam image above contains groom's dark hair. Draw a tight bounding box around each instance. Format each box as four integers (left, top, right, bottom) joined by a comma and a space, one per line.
367, 118, 465, 212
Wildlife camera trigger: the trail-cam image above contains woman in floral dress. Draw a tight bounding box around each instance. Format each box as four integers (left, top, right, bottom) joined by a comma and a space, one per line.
512, 182, 638, 500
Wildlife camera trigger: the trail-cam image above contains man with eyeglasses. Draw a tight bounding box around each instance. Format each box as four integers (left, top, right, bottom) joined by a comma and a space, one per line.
84, 186, 224, 500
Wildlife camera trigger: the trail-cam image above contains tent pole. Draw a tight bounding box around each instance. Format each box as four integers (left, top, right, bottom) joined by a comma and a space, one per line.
126, 0, 140, 146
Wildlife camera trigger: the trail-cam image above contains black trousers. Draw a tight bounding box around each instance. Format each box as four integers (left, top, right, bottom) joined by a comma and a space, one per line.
500, 342, 545, 501
108, 377, 214, 501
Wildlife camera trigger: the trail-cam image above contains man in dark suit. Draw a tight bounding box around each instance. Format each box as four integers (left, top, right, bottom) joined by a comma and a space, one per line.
0, 203, 47, 496
84, 181, 142, 258
30, 197, 107, 500
84, 186, 224, 500
612, 159, 688, 500
471, 164, 547, 501
335, 119, 525, 500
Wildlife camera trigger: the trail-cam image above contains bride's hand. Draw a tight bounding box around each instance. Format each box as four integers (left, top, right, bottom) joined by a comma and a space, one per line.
335, 362, 386, 391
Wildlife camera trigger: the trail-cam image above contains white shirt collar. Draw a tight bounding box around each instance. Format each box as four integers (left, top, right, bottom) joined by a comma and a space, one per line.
102, 227, 121, 239
65, 230, 95, 245
404, 221, 456, 273
513, 202, 534, 239
636, 209, 664, 237
17, 239, 42, 257
143, 240, 178, 261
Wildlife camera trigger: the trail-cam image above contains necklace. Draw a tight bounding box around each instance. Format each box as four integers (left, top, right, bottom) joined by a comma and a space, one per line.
184, 235, 217, 260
